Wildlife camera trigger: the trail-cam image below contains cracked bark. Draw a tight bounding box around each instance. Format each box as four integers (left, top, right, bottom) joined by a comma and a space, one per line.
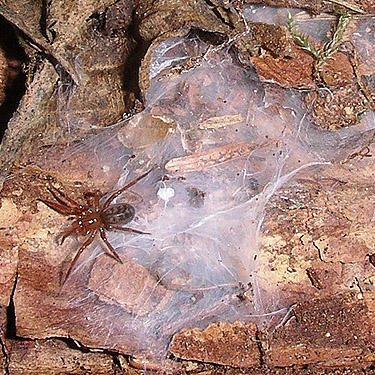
0, 333, 7, 375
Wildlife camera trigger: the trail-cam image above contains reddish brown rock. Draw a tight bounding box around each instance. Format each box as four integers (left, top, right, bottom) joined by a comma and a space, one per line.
88, 254, 173, 316
7, 339, 114, 375
264, 293, 375, 368
306, 263, 341, 290
169, 320, 261, 368
251, 47, 315, 89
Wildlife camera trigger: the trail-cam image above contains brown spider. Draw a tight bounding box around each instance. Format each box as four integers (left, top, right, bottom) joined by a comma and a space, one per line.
39, 168, 154, 284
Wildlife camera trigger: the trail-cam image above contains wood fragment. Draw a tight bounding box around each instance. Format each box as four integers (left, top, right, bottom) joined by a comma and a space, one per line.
199, 114, 243, 129
165, 141, 274, 173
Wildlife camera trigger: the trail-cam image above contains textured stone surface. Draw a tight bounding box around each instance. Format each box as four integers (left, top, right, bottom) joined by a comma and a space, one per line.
264, 293, 375, 368
169, 321, 261, 368
251, 46, 315, 89
7, 339, 115, 375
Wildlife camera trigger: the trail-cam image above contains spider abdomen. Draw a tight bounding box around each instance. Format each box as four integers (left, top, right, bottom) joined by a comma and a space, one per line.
101, 203, 135, 225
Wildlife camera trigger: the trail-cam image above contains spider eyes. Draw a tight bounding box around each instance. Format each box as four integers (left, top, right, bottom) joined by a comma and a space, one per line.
81, 209, 93, 215
78, 218, 97, 226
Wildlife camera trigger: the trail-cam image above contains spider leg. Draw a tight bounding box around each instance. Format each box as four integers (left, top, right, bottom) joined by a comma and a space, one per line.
38, 198, 78, 216
62, 230, 97, 285
59, 225, 76, 245
102, 166, 156, 210
48, 186, 82, 209
99, 228, 123, 264
92, 190, 101, 211
107, 224, 151, 235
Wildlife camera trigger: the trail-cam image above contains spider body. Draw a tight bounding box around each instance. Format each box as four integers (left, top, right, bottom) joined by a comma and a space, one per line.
101, 203, 135, 225
75, 207, 102, 236
39, 168, 154, 284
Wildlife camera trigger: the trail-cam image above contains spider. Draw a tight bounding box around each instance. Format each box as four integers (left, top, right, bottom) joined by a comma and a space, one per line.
39, 168, 154, 284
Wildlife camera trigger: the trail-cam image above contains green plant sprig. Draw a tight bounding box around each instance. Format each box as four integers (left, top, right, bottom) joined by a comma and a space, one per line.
287, 10, 353, 81
320, 10, 352, 61
287, 12, 320, 59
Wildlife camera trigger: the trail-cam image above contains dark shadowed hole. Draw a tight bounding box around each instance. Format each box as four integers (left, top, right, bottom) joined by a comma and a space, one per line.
6, 297, 16, 339
0, 15, 27, 142
6, 273, 17, 339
